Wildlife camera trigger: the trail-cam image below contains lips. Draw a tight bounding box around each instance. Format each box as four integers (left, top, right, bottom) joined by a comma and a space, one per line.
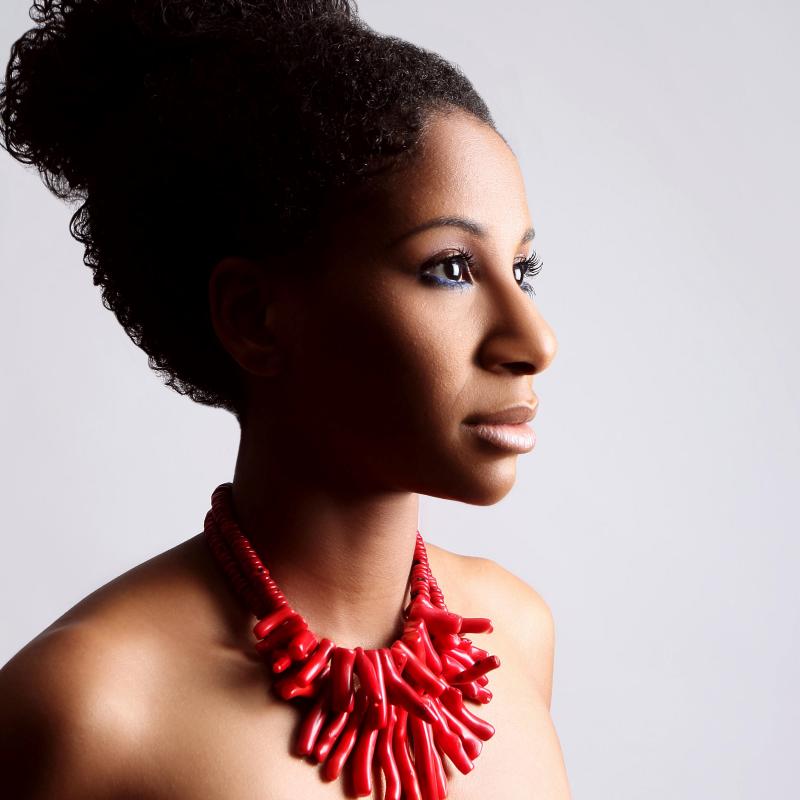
462, 401, 539, 453
462, 402, 537, 426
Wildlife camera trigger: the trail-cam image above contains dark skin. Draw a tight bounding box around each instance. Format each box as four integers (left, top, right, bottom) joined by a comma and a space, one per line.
215, 108, 559, 650
0, 109, 570, 798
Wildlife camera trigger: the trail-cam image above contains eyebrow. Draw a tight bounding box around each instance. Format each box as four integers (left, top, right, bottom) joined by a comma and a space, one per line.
389, 215, 536, 248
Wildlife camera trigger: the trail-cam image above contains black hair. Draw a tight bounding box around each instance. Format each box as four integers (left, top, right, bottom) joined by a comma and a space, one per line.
0, 0, 496, 421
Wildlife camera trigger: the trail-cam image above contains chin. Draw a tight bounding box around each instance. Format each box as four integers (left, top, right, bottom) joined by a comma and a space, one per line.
462, 482, 516, 507
421, 467, 517, 507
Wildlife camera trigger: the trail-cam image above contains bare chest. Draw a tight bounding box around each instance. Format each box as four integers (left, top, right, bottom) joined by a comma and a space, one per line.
142, 640, 569, 800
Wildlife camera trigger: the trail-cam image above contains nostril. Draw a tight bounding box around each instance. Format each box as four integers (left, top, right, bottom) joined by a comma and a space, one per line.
505, 361, 535, 375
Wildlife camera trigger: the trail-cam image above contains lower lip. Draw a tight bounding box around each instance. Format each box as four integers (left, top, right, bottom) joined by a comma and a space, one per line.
463, 422, 536, 453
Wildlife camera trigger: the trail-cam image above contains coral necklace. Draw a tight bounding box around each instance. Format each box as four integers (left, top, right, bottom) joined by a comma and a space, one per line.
203, 482, 500, 800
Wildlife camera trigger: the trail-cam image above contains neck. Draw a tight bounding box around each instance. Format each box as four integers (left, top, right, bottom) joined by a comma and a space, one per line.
229, 425, 421, 650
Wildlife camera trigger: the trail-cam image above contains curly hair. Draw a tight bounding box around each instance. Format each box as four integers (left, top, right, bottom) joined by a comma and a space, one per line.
0, 0, 496, 421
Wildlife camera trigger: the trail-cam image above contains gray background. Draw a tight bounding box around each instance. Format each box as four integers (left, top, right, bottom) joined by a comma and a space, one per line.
1, 1, 797, 797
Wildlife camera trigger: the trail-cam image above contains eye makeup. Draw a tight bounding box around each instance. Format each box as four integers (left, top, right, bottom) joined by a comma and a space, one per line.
418, 246, 543, 296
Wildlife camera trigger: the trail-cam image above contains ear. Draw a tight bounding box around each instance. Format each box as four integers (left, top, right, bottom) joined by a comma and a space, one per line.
208, 256, 284, 378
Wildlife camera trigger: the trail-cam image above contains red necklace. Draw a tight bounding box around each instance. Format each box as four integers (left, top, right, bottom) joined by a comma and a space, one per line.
203, 482, 500, 799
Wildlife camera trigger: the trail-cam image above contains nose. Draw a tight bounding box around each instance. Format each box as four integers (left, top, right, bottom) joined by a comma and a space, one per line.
476, 279, 559, 376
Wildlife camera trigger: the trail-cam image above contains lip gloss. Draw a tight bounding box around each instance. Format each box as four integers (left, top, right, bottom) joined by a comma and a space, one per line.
463, 421, 535, 453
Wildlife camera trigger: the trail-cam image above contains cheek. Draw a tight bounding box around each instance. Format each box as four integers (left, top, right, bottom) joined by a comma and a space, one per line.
298, 279, 473, 444
281, 280, 515, 502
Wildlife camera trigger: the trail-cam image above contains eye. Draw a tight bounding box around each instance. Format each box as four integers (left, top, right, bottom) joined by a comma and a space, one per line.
514, 249, 543, 297
419, 247, 476, 290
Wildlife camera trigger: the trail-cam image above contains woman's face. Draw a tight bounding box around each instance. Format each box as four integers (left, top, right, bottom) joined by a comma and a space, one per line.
244, 109, 558, 505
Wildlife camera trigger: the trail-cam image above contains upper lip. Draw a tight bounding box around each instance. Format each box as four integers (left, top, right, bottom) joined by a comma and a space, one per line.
463, 401, 538, 426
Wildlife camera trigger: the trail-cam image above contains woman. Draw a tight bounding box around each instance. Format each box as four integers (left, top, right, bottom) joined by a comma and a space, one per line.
0, 1, 570, 797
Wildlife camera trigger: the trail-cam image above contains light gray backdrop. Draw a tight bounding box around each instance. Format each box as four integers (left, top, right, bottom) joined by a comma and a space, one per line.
1, 1, 797, 797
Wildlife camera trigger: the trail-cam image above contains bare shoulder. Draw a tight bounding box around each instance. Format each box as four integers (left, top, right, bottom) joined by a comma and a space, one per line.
0, 534, 216, 799
0, 622, 155, 798
426, 542, 557, 708
466, 552, 555, 645
425, 541, 555, 643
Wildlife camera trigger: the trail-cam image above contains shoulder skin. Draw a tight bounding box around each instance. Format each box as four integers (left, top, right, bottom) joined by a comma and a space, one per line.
0, 622, 155, 799
463, 554, 556, 710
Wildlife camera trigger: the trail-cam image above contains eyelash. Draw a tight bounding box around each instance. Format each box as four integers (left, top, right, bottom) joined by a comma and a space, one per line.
420, 246, 543, 297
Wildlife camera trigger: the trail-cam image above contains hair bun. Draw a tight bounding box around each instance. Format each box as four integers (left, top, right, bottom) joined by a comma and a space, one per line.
2, 2, 150, 196
0, 0, 356, 198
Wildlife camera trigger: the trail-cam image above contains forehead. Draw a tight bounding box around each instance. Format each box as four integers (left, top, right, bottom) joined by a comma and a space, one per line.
320, 110, 532, 253
380, 110, 529, 232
